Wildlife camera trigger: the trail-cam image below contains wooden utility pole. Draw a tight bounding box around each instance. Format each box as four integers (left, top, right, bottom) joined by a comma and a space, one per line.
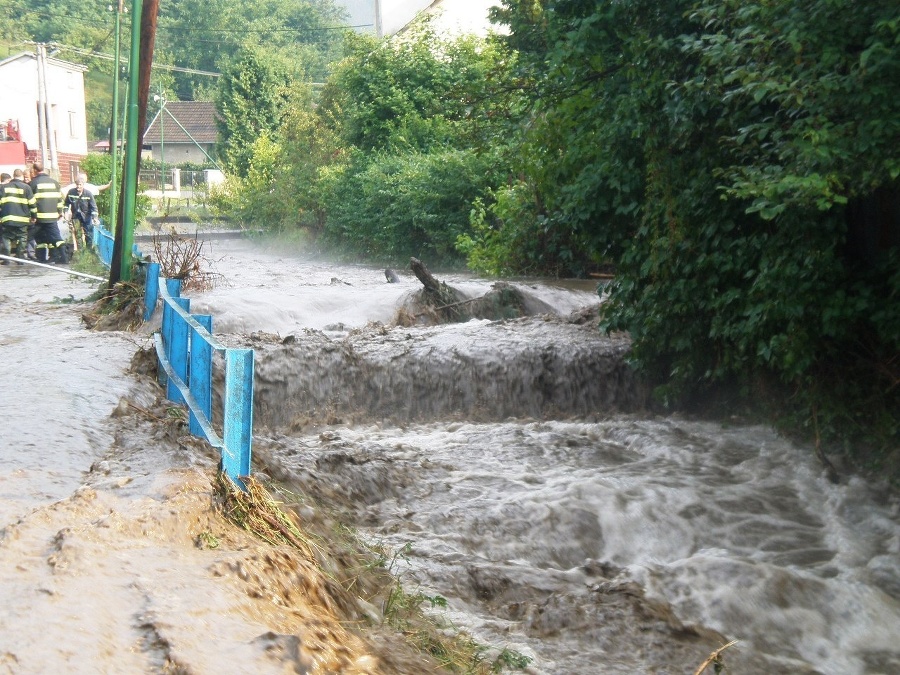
109, 0, 124, 227
374, 0, 383, 38
109, 0, 159, 284
32, 43, 49, 168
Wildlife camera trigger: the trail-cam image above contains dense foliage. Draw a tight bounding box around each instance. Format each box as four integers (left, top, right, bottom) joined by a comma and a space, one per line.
211, 23, 515, 263
215, 46, 295, 176
470, 0, 899, 451
309, 28, 514, 261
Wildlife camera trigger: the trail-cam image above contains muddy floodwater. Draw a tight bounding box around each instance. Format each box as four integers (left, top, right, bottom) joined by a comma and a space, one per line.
2, 239, 899, 674
191, 239, 900, 675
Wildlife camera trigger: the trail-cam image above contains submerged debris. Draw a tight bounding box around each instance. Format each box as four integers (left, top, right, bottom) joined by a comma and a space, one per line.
152, 228, 224, 292
400, 257, 555, 326
82, 281, 145, 331
215, 473, 320, 561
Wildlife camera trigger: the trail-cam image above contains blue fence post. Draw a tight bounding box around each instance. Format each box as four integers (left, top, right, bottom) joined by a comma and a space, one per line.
167, 297, 191, 404
162, 278, 182, 369
99, 227, 253, 480
189, 315, 213, 437
144, 263, 160, 320
165, 278, 182, 299
147, 269, 256, 491
223, 349, 254, 486
159, 301, 173, 389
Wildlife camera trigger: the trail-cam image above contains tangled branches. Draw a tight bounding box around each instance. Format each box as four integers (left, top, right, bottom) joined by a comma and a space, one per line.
151, 229, 224, 292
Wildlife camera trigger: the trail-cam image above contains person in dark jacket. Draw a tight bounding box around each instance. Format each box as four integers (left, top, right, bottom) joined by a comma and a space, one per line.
65, 176, 98, 247
0, 168, 37, 260
29, 162, 67, 263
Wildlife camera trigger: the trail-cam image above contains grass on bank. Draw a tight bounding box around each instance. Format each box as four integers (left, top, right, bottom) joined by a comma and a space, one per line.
215, 473, 533, 674
69, 247, 107, 278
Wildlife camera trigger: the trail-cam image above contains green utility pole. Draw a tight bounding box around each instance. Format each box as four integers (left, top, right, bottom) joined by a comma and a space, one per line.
109, 0, 123, 227
155, 88, 165, 195
118, 0, 143, 283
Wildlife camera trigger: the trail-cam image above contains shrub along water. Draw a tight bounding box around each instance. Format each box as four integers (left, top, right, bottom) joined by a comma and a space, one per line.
209, 3, 897, 473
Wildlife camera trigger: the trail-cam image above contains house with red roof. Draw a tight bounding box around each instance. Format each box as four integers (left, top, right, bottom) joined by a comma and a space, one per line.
142, 101, 218, 166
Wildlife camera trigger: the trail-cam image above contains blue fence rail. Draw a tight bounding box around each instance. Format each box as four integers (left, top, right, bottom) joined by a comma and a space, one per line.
95, 223, 254, 488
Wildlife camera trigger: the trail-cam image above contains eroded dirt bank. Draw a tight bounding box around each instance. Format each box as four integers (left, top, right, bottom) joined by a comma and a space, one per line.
0, 270, 437, 674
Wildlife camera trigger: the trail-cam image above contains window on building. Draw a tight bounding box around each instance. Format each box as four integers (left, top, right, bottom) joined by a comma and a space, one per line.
69, 161, 81, 184
68, 111, 78, 138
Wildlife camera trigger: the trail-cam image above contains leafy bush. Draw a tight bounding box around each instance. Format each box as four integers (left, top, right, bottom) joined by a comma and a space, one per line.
208, 133, 291, 230
79, 152, 150, 226
459, 179, 596, 277
320, 147, 500, 264
482, 0, 899, 454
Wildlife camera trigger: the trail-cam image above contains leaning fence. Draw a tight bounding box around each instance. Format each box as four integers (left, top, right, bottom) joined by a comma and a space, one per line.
95, 223, 254, 488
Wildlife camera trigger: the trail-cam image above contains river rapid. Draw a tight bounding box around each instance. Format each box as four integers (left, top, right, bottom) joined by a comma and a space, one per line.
181, 238, 900, 675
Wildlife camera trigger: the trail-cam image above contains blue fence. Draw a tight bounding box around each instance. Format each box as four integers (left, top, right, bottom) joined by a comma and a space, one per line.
95, 224, 254, 488
95, 225, 114, 265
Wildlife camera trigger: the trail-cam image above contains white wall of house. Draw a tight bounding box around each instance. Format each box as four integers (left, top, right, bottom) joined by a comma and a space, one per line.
0, 53, 88, 171
45, 57, 89, 157
424, 0, 500, 36
149, 142, 215, 165
336, 0, 498, 36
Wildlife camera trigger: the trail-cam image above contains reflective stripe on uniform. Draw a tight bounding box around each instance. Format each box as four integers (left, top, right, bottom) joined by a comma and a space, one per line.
0, 183, 37, 224
32, 176, 64, 221
3, 188, 31, 203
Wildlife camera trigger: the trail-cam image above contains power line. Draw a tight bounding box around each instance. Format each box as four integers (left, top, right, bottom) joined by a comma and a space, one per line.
158, 23, 372, 34
21, 8, 368, 35
57, 44, 222, 77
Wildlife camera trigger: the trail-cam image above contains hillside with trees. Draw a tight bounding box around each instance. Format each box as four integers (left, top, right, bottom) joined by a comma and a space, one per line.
0, 0, 348, 138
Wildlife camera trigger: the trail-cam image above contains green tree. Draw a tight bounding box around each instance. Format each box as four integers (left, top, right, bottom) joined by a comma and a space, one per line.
320, 23, 512, 153
320, 147, 502, 263
215, 46, 293, 177
277, 88, 345, 230
476, 0, 899, 449
295, 23, 517, 262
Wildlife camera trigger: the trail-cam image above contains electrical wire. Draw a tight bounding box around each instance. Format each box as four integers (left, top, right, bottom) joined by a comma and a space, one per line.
56, 43, 222, 76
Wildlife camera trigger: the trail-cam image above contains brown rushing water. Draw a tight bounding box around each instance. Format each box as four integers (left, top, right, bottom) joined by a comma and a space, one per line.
3, 241, 899, 674
191, 239, 900, 675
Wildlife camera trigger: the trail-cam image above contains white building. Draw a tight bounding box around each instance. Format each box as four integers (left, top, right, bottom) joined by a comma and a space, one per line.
0, 51, 89, 183
337, 0, 499, 36
401, 0, 501, 36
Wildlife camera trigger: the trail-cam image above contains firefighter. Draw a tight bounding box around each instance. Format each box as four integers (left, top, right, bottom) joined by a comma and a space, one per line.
64, 175, 98, 247
0, 168, 37, 261
29, 161, 68, 264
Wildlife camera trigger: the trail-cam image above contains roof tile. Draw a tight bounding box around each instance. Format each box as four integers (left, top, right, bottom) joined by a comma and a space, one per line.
143, 101, 218, 145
